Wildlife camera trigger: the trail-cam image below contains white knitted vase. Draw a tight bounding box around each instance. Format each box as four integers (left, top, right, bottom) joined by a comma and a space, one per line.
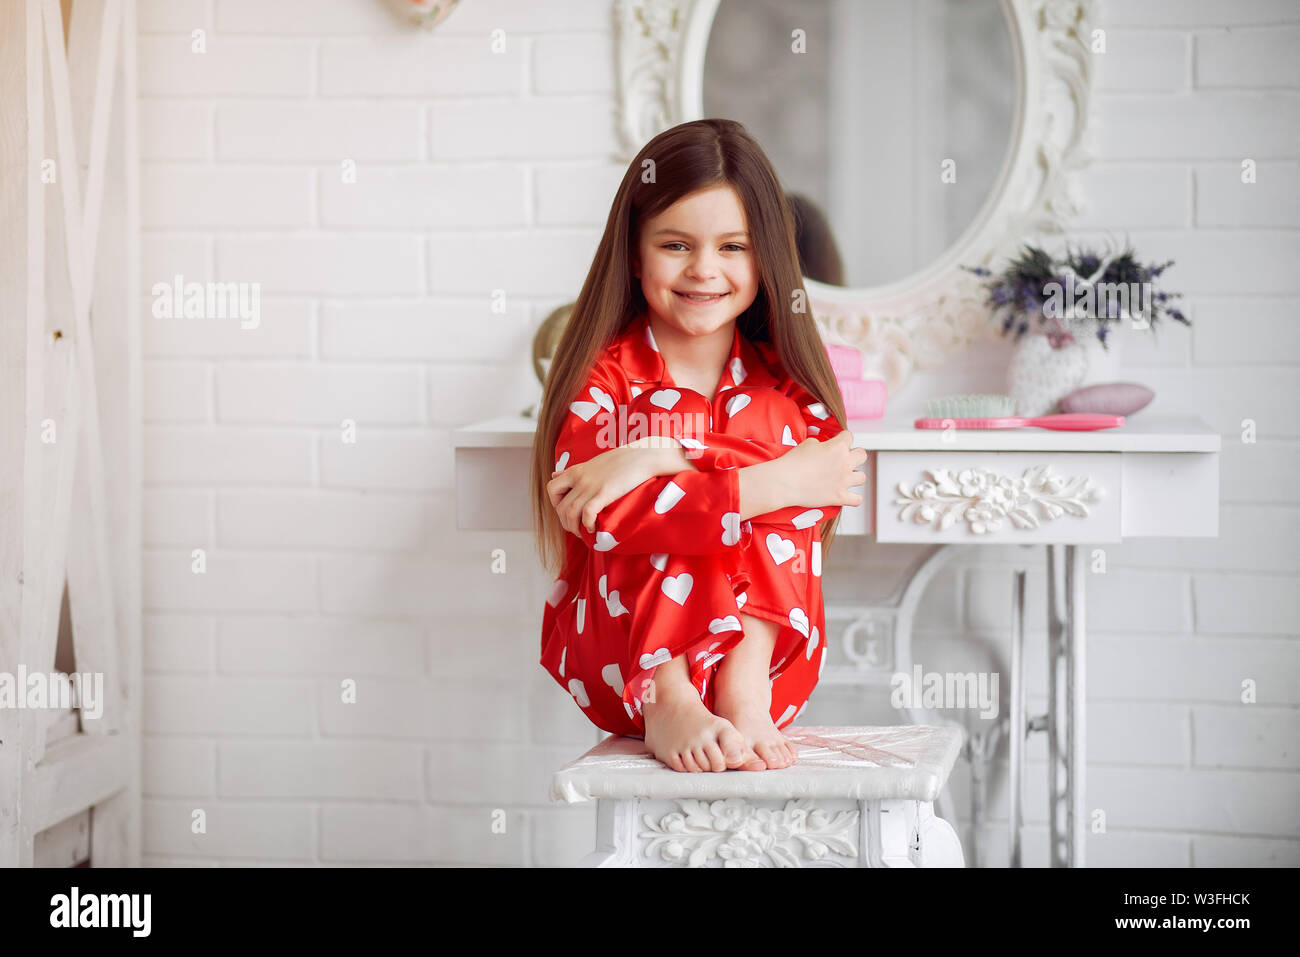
1006, 323, 1122, 417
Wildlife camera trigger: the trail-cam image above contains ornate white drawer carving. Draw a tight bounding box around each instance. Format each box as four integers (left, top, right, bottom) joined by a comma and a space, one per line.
874, 451, 1122, 544
595, 796, 958, 868
552, 726, 965, 867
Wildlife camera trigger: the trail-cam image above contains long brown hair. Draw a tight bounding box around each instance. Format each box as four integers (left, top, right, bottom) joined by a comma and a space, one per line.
530, 118, 847, 576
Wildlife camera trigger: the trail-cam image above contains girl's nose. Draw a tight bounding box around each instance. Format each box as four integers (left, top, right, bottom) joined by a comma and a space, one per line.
686, 255, 719, 279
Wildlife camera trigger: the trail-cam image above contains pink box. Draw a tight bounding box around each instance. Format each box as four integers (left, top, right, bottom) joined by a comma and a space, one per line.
824, 344, 863, 379
838, 377, 887, 419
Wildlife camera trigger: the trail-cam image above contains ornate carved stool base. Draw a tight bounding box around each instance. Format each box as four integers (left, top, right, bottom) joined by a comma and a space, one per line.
550, 725, 966, 868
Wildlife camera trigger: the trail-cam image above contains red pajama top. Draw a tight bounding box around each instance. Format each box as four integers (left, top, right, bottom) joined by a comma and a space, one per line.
539, 312, 846, 735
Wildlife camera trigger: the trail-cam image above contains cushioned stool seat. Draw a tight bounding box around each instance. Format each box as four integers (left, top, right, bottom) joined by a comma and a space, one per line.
550, 725, 965, 867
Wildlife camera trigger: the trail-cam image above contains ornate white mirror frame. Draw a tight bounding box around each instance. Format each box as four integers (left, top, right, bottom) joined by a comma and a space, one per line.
614, 0, 1099, 393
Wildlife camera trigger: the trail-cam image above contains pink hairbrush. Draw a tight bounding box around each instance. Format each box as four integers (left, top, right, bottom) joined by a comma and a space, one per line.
914, 394, 1123, 431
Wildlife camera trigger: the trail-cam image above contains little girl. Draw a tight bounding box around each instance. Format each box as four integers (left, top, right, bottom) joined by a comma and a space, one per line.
531, 119, 867, 773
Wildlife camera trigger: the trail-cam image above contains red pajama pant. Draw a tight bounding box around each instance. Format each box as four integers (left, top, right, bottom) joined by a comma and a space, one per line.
541, 384, 830, 738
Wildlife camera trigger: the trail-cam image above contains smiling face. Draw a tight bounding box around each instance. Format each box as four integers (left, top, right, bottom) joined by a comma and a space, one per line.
632, 184, 760, 345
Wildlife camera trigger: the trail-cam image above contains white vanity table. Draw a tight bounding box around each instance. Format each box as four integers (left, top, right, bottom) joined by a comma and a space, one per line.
453, 410, 1220, 866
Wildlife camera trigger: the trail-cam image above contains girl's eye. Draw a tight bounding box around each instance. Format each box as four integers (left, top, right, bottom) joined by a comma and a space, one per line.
661, 242, 746, 252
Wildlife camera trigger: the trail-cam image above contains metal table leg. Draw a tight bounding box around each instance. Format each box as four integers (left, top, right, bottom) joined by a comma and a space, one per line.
1046, 544, 1086, 868
1008, 569, 1026, 868
1066, 544, 1087, 867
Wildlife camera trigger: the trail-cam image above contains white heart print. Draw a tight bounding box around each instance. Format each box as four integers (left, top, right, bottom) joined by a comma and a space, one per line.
781, 425, 796, 446
606, 590, 629, 617
602, 663, 624, 696
545, 578, 568, 607
569, 387, 615, 423
788, 606, 810, 638
649, 553, 668, 571
735, 590, 747, 609
568, 678, 589, 708
678, 436, 706, 450
812, 540, 822, 577
661, 573, 693, 605
576, 598, 586, 633
729, 356, 747, 385
559, 646, 566, 677
594, 531, 618, 551
654, 481, 685, 514
695, 641, 722, 662
597, 574, 607, 599
650, 389, 680, 410
805, 625, 820, 660
725, 393, 751, 417
555, 450, 570, 472
776, 704, 797, 727
792, 508, 823, 530
569, 400, 599, 422
806, 402, 829, 419
639, 647, 671, 670
708, 615, 742, 634
766, 532, 796, 565
720, 512, 742, 546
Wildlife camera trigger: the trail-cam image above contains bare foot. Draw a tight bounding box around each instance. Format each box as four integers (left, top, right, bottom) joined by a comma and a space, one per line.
643, 683, 764, 772
713, 699, 797, 770
709, 612, 797, 770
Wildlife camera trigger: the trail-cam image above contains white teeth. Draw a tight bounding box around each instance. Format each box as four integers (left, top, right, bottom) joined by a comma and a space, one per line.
679, 293, 725, 301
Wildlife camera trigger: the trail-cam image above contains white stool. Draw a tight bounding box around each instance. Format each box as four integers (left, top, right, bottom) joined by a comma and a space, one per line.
550, 725, 965, 868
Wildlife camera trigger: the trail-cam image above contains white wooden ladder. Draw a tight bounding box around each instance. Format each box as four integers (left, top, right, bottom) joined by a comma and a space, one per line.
0, 0, 141, 867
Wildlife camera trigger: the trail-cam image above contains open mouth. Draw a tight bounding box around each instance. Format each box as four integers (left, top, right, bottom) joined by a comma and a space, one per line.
674, 291, 730, 303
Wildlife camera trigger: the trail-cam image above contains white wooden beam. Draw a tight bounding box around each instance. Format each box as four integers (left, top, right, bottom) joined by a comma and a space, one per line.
38, 0, 125, 752
30, 731, 126, 834
34, 807, 91, 867
61, 0, 128, 742
83, 0, 140, 866
0, 0, 49, 869
111, 0, 144, 868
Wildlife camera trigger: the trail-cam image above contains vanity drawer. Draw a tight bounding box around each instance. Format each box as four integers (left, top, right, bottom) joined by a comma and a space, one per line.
874, 451, 1122, 544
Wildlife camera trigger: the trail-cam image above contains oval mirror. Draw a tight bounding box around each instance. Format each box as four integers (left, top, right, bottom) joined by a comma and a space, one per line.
702, 0, 1017, 291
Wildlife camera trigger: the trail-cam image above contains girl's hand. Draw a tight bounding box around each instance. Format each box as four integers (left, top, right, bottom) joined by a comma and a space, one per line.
547, 441, 670, 536
777, 431, 868, 509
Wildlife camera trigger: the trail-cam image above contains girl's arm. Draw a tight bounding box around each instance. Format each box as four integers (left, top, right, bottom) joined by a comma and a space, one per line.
658, 372, 857, 525
547, 361, 863, 554
647, 433, 864, 522
547, 364, 766, 556
633, 369, 865, 526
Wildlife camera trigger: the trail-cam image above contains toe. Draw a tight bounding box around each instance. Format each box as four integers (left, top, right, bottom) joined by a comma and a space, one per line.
717, 724, 748, 768
692, 746, 714, 772
754, 742, 781, 769
680, 751, 702, 773
667, 753, 685, 773
740, 749, 767, 771
702, 742, 727, 772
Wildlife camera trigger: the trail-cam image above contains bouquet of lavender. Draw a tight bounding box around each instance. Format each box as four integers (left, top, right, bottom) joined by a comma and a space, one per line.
964, 240, 1188, 351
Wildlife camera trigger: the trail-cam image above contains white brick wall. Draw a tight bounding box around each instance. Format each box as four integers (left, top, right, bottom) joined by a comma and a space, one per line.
136, 0, 1298, 867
